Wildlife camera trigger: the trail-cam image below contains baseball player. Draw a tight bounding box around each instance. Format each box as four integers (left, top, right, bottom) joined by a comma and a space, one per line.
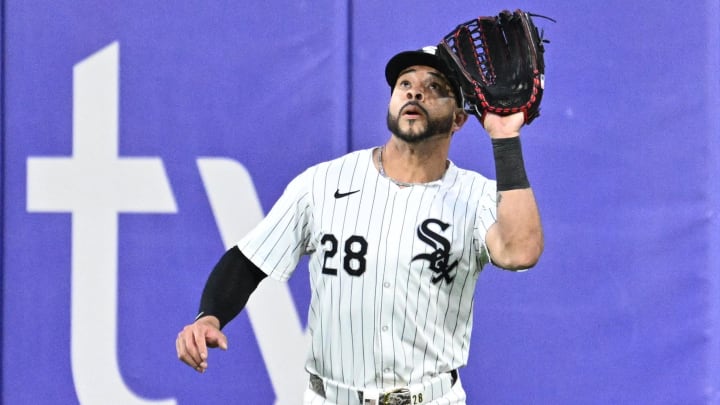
176, 45, 543, 404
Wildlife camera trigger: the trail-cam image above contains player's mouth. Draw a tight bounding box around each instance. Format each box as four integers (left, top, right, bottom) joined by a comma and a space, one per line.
400, 102, 427, 120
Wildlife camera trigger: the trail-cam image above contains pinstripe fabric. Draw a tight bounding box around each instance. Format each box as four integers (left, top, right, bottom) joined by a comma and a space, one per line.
238, 148, 496, 398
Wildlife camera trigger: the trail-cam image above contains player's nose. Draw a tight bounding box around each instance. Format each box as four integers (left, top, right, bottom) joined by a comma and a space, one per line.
406, 89, 423, 101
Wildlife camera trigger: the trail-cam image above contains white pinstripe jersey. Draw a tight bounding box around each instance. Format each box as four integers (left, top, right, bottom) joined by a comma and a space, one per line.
238, 147, 497, 390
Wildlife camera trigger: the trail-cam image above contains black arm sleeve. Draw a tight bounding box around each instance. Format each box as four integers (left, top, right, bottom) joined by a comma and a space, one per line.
197, 246, 267, 329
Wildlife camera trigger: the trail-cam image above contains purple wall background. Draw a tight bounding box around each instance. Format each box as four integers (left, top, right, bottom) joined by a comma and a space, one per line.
2, 1, 719, 404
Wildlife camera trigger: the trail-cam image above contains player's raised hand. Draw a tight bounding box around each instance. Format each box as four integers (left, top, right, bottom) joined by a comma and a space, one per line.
176, 315, 228, 373
482, 111, 525, 139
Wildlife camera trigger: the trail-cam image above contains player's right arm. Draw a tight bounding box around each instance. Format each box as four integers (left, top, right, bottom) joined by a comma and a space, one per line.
176, 246, 267, 373
176, 315, 225, 373
177, 166, 313, 372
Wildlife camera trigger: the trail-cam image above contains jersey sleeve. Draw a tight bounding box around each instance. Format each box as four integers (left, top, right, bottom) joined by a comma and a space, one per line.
236, 167, 314, 281
473, 179, 497, 267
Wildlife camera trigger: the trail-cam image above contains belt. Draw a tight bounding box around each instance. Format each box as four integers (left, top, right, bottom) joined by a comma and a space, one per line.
309, 370, 458, 405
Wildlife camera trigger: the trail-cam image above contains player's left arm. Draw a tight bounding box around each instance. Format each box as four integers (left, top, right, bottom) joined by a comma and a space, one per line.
483, 111, 544, 270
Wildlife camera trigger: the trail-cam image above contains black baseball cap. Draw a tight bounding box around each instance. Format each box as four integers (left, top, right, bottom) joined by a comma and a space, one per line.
384, 46, 462, 106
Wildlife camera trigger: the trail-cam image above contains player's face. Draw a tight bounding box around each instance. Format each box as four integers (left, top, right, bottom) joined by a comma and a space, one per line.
387, 66, 459, 143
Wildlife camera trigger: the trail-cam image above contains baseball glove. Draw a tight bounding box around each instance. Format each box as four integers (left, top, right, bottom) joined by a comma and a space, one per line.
437, 9, 552, 125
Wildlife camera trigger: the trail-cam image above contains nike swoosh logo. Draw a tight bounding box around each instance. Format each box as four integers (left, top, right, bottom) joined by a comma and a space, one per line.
334, 189, 360, 199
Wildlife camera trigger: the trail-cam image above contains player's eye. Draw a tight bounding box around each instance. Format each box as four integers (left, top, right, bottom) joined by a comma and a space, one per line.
430, 83, 443, 94
428, 81, 450, 97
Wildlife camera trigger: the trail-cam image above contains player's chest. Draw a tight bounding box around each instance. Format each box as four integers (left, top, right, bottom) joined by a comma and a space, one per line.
311, 186, 476, 281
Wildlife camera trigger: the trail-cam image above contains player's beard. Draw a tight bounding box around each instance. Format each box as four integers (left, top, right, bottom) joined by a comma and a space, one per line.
386, 102, 454, 144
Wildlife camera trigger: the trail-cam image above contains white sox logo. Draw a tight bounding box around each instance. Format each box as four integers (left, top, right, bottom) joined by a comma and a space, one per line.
412, 218, 458, 284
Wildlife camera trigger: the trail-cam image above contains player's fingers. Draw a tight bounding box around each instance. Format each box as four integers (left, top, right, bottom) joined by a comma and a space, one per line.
218, 333, 228, 351
175, 332, 195, 368
206, 328, 228, 351
177, 330, 200, 367
192, 326, 210, 369
178, 326, 206, 372
176, 330, 200, 369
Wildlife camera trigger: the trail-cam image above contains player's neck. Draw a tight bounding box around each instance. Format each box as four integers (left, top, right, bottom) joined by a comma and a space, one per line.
376, 139, 450, 185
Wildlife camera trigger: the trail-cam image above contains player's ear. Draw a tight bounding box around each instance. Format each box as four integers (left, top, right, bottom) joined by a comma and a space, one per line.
452, 109, 469, 132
